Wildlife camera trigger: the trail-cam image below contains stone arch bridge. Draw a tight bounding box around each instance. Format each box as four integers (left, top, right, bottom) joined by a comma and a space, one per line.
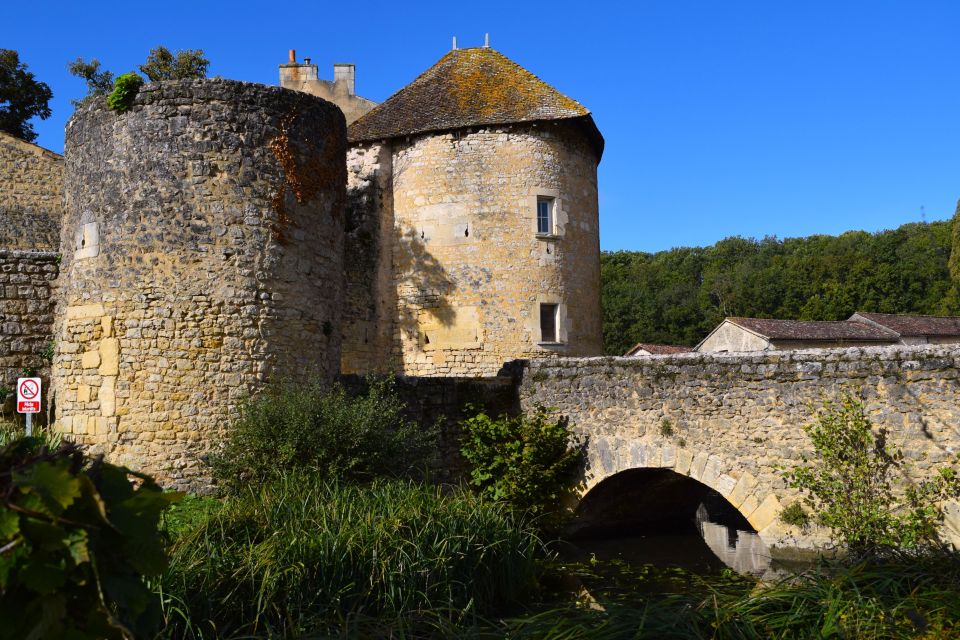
514, 344, 960, 550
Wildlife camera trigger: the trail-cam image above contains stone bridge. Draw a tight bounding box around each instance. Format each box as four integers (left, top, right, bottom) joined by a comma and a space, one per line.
515, 344, 960, 550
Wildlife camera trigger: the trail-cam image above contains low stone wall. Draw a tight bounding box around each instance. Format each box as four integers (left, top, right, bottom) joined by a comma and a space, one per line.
517, 344, 960, 548
0, 250, 58, 409
339, 374, 519, 479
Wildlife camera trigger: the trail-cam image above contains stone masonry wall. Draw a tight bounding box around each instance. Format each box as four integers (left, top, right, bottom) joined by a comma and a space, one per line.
0, 132, 63, 251
383, 121, 603, 376
518, 344, 960, 549
53, 79, 346, 489
0, 250, 58, 412
341, 144, 397, 374
339, 373, 519, 479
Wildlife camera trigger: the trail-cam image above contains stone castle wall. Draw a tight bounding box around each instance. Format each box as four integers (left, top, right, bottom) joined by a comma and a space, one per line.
52, 79, 346, 489
342, 121, 603, 377
0, 250, 58, 409
342, 144, 398, 374
0, 132, 63, 251
518, 344, 960, 548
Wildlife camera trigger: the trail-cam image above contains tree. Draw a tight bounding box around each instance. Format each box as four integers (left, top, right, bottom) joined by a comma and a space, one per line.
139, 46, 209, 82
785, 393, 960, 553
0, 49, 52, 142
67, 57, 114, 106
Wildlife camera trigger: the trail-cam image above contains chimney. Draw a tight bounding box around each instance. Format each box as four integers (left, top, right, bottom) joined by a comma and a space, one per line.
334, 63, 355, 96
288, 49, 296, 64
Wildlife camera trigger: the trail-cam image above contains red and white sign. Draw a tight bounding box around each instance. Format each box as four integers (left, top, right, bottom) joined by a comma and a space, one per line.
17, 377, 41, 414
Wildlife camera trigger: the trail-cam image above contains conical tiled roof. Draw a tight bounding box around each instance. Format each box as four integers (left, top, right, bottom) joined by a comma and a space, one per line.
347, 48, 603, 158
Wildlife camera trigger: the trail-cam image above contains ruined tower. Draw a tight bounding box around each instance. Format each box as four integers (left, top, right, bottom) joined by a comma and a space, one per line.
52, 79, 346, 487
341, 47, 605, 376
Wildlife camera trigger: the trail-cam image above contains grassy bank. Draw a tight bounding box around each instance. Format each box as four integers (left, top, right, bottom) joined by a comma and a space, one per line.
156, 476, 540, 638
155, 478, 960, 639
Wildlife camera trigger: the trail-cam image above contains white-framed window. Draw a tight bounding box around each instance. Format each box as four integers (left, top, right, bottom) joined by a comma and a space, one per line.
539, 303, 559, 343
537, 197, 554, 235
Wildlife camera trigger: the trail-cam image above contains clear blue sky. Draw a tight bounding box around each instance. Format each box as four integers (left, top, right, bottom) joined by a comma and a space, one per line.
5, 1, 959, 252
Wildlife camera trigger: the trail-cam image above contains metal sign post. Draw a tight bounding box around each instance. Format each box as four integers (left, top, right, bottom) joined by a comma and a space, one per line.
17, 377, 41, 436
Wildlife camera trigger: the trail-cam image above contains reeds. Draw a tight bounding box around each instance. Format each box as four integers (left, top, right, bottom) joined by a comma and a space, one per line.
156, 474, 540, 638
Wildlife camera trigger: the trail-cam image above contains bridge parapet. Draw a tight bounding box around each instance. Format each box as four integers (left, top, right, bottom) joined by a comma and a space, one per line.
517, 344, 960, 549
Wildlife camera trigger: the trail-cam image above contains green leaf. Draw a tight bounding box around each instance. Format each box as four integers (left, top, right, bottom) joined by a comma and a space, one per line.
19, 557, 66, 594
14, 461, 81, 517
0, 509, 20, 539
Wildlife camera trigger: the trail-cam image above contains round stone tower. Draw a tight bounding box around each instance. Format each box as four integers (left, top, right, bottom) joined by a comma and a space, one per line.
342, 47, 604, 376
53, 79, 346, 487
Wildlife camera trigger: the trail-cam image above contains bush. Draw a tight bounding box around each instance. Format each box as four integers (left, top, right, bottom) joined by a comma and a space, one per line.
785, 393, 960, 552
158, 475, 540, 637
210, 377, 437, 490
0, 436, 180, 639
106, 72, 143, 113
460, 406, 585, 528
139, 46, 208, 82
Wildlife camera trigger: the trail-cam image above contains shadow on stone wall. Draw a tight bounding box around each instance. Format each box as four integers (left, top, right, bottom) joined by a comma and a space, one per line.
338, 373, 520, 480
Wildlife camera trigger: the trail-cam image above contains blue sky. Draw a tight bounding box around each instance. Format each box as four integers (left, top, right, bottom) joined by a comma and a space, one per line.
5, 1, 959, 252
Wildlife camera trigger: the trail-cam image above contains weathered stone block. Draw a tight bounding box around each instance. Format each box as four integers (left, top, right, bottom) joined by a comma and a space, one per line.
81, 351, 100, 369
747, 494, 782, 532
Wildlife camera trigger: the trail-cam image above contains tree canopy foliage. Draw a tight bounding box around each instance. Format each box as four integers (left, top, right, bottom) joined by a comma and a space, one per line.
602, 217, 960, 355
0, 49, 52, 142
139, 46, 209, 82
67, 57, 114, 107
68, 47, 208, 108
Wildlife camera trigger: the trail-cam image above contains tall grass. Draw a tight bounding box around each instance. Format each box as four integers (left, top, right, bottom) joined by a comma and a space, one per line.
157, 475, 540, 638
460, 553, 960, 639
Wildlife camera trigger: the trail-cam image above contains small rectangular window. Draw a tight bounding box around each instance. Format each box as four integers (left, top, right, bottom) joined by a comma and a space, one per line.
537, 197, 553, 235
540, 303, 558, 343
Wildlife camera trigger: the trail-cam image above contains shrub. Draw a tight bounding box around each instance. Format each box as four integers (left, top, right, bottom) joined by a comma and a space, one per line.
158, 476, 539, 637
779, 502, 810, 528
210, 377, 437, 490
460, 406, 585, 527
785, 393, 960, 552
0, 435, 180, 639
139, 46, 208, 82
106, 72, 143, 113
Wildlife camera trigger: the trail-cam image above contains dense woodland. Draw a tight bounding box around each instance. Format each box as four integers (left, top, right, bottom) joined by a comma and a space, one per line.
601, 211, 960, 355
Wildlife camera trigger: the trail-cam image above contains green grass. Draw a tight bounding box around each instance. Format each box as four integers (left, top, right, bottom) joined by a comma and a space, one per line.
156, 475, 540, 638
464, 553, 960, 640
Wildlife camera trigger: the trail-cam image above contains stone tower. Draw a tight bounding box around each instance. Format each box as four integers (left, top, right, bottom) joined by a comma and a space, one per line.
52, 79, 346, 487
341, 46, 604, 376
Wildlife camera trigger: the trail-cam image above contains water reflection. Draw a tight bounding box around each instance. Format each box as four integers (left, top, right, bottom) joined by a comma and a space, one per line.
696, 504, 771, 576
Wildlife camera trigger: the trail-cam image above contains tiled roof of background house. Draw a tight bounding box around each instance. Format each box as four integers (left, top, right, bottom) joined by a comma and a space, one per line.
850, 312, 960, 337
624, 343, 694, 356
347, 47, 604, 158
727, 317, 899, 342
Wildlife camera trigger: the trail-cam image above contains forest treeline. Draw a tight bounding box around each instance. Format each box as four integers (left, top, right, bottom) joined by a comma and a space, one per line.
601, 213, 960, 355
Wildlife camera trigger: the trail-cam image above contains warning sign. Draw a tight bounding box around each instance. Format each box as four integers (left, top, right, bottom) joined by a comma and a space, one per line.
17, 377, 41, 414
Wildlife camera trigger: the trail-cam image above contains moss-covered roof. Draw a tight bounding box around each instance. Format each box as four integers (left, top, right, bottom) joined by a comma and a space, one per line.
347, 47, 603, 158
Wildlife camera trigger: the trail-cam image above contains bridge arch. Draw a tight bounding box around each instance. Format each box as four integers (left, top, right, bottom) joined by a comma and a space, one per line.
578, 436, 786, 543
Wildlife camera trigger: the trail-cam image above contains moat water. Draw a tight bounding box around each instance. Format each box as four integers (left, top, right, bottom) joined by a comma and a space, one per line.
549, 502, 812, 602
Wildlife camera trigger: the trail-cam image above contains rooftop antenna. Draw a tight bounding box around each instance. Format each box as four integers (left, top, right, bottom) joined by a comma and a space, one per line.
452, 36, 458, 50
484, 33, 490, 48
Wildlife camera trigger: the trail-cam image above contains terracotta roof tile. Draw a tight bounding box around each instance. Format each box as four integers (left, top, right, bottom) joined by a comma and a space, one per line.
727, 317, 899, 342
347, 48, 604, 157
850, 312, 960, 337
624, 343, 694, 356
